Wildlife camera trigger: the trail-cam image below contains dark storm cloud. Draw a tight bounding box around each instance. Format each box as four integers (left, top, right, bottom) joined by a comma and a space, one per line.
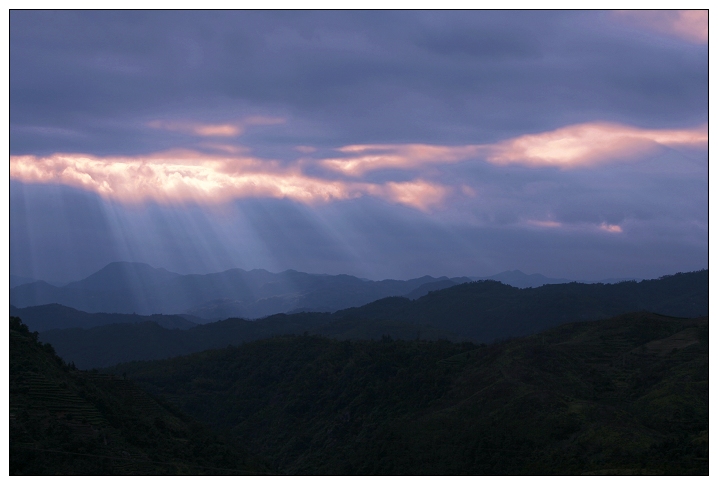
9, 11, 707, 282
10, 10, 707, 155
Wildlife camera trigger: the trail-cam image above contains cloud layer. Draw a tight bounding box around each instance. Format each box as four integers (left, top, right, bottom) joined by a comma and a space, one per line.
10, 11, 707, 156
9, 11, 707, 282
483, 122, 707, 168
11, 121, 705, 211
319, 122, 707, 175
9, 151, 449, 211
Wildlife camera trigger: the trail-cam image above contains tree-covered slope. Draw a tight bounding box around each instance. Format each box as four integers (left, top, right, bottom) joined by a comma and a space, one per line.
335, 270, 708, 341
10, 303, 203, 332
37, 313, 452, 370
33, 270, 707, 370
9, 317, 269, 475
108, 312, 708, 475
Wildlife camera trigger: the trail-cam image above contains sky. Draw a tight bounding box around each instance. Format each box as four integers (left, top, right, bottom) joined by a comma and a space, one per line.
8, 10, 708, 283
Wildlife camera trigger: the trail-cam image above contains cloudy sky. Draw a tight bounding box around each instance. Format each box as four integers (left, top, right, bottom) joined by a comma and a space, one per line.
9, 10, 708, 283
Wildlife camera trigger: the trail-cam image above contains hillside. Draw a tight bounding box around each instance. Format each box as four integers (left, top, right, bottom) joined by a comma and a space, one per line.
335, 270, 708, 341
10, 303, 203, 332
107, 312, 708, 475
37, 312, 455, 369
34, 270, 708, 369
475, 270, 573, 288
9, 317, 269, 475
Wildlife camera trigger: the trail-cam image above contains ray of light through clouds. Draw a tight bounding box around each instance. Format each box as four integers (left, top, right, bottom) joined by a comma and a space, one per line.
8, 10, 708, 282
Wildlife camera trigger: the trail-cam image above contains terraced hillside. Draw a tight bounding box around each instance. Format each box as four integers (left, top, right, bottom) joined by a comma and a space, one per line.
9, 317, 269, 475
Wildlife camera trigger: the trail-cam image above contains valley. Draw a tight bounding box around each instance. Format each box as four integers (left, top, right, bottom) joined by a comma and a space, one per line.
9, 268, 709, 475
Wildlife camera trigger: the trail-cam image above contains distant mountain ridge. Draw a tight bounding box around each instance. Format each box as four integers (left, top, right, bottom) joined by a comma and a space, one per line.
474, 270, 572, 287
10, 274, 41, 288
9, 262, 664, 320
10, 262, 470, 319
404, 277, 473, 299
10, 274, 67, 289
9, 303, 204, 332
335, 270, 707, 342
33, 270, 708, 370
475, 270, 636, 288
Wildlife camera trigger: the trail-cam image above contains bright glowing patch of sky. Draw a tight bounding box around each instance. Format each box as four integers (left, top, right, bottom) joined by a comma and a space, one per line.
614, 10, 708, 44
8, 10, 708, 282
9, 152, 449, 210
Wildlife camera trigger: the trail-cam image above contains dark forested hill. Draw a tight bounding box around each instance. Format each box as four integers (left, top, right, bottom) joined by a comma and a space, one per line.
107, 312, 708, 475
10, 303, 204, 332
38, 313, 456, 370
334, 270, 708, 341
9, 317, 269, 475
474, 269, 573, 287
32, 270, 707, 370
403, 277, 472, 299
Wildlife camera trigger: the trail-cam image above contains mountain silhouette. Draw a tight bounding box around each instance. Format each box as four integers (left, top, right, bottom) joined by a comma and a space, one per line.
474, 270, 573, 287
10, 303, 204, 332
10, 262, 467, 319
32, 270, 707, 370
472, 270, 637, 288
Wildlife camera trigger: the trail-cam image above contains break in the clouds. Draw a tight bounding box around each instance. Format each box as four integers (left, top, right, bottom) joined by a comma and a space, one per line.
10, 121, 706, 208
613, 10, 708, 44
9, 10, 707, 282
9, 151, 448, 210
320, 122, 707, 175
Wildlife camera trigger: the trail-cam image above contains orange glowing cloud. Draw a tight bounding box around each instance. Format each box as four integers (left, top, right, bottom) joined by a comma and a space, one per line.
614, 10, 708, 44
148, 121, 242, 137
9, 151, 447, 211
370, 180, 450, 212
319, 123, 706, 174
321, 144, 482, 176
485, 122, 707, 168
527, 220, 562, 228
148, 116, 286, 138
599, 223, 623, 233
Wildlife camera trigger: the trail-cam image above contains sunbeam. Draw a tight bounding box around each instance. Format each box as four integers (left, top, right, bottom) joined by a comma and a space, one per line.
9, 10, 707, 284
